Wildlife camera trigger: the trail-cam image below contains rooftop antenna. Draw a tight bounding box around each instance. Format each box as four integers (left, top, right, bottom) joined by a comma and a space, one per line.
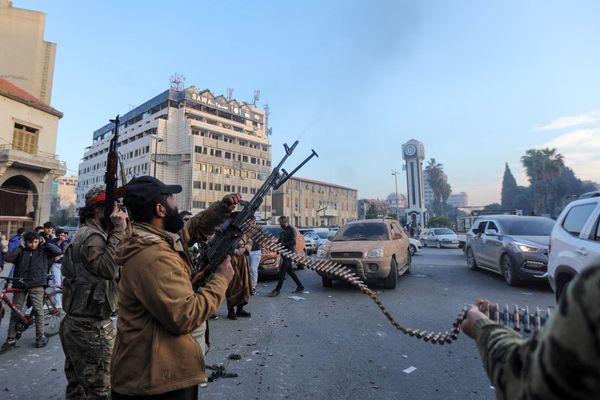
227, 88, 234, 100
253, 89, 261, 105
169, 73, 186, 91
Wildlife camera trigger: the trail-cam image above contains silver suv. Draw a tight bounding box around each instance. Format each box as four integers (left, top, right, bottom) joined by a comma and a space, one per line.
548, 193, 600, 301
465, 215, 555, 286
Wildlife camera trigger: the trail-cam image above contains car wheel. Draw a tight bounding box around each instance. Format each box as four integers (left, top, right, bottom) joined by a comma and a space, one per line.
555, 275, 573, 303
435, 240, 441, 249
384, 258, 398, 289
322, 276, 333, 287
409, 244, 417, 256
501, 254, 520, 286
466, 248, 478, 270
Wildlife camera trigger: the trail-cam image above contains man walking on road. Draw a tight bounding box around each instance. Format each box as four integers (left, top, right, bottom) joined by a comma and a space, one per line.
269, 216, 304, 297
59, 187, 129, 399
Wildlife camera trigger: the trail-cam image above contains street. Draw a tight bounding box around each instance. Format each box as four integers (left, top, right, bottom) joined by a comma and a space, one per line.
0, 248, 555, 399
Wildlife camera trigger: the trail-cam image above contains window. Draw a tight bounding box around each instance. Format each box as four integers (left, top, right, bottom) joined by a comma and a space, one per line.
225, 152, 231, 159
192, 201, 206, 209
563, 203, 597, 236
215, 150, 222, 157
13, 123, 38, 154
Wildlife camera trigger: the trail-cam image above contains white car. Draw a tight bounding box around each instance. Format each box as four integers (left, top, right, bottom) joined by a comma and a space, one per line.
548, 192, 600, 301
420, 228, 460, 248
409, 238, 422, 255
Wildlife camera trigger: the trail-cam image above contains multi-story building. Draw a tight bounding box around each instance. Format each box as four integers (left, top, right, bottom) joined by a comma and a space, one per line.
357, 199, 388, 220
272, 177, 357, 227
447, 192, 468, 208
77, 86, 273, 218
0, 0, 56, 104
386, 192, 407, 219
51, 175, 77, 217
423, 173, 434, 208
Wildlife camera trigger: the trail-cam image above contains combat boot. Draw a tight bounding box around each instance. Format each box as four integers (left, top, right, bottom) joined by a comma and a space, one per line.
0, 340, 16, 354
36, 336, 48, 348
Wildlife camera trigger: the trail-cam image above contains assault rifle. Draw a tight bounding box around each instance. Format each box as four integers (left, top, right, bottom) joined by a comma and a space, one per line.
192, 140, 318, 280
103, 115, 120, 231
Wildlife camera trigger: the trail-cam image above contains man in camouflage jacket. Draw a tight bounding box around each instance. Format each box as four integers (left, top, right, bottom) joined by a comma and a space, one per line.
461, 266, 600, 399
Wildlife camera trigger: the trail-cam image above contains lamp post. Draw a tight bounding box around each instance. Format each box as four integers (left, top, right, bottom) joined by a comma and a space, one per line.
391, 169, 401, 221
150, 135, 164, 177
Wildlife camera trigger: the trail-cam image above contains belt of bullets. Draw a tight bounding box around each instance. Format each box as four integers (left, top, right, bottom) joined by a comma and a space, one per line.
477, 302, 552, 335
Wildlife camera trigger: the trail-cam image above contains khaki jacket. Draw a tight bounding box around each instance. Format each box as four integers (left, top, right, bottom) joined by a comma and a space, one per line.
111, 222, 228, 396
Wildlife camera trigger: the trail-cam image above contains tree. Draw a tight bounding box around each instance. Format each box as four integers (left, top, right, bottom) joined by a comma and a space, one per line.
365, 204, 378, 219
425, 158, 452, 217
427, 216, 451, 228
501, 163, 518, 209
521, 148, 564, 215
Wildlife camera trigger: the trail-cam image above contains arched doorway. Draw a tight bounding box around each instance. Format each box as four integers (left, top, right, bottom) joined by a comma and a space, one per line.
0, 175, 37, 236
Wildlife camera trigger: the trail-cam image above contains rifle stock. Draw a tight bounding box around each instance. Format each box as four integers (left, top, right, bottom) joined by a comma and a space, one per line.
192, 140, 318, 279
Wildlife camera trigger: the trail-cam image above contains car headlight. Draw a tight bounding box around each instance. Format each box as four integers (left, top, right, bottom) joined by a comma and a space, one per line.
367, 247, 384, 258
516, 243, 541, 253
316, 248, 328, 258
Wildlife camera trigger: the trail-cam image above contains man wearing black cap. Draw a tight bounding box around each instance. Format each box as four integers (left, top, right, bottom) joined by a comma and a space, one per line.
59, 186, 129, 399
111, 176, 234, 399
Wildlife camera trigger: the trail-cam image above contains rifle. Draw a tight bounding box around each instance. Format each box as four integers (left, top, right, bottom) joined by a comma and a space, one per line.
103, 115, 120, 231
192, 140, 318, 280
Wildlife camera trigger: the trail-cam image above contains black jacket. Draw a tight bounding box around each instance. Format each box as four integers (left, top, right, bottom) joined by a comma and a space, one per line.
4, 243, 61, 288
278, 225, 296, 252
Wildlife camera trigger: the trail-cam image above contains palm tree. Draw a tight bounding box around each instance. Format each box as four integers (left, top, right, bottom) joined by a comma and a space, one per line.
521, 148, 564, 215
425, 158, 451, 216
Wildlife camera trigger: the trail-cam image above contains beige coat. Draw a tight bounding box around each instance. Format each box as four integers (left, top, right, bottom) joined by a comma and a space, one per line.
111, 222, 228, 396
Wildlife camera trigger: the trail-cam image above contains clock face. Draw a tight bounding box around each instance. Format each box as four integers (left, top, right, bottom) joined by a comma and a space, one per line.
404, 144, 417, 157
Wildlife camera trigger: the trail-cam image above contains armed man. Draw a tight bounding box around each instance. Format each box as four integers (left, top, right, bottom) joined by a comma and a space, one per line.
59, 186, 129, 399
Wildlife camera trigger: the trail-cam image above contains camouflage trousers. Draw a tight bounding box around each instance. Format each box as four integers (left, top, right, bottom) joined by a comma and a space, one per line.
59, 315, 115, 400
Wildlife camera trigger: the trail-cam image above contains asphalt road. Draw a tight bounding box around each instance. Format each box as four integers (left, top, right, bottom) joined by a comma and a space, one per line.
0, 248, 555, 399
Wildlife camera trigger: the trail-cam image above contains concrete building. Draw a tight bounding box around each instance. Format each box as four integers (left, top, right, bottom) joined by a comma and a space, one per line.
0, 0, 56, 104
423, 172, 434, 208
357, 199, 388, 220
78, 86, 273, 218
51, 175, 77, 218
272, 176, 357, 227
0, 79, 65, 235
447, 192, 468, 208
386, 192, 407, 220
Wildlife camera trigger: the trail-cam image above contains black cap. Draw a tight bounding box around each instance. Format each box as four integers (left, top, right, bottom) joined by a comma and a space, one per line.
124, 176, 182, 209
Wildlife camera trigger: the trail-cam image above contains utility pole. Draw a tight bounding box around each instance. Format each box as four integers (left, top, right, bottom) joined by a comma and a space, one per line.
391, 169, 401, 221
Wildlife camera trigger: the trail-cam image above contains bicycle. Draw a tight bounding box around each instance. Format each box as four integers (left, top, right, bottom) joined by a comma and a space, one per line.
0, 276, 64, 342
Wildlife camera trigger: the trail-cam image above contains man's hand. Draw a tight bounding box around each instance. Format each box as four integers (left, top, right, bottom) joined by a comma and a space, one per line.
221, 193, 241, 212
214, 255, 234, 283
109, 202, 129, 230
461, 299, 491, 339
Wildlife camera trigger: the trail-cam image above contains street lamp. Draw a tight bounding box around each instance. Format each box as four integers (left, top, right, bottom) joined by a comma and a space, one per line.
150, 135, 164, 178
391, 169, 401, 221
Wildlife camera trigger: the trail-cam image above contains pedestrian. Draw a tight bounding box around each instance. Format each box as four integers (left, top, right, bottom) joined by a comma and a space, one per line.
111, 176, 234, 399
8, 227, 25, 252
247, 217, 261, 295
268, 216, 304, 297
48, 228, 70, 309
461, 266, 600, 400
226, 238, 252, 319
58, 186, 129, 399
0, 231, 62, 352
40, 221, 54, 242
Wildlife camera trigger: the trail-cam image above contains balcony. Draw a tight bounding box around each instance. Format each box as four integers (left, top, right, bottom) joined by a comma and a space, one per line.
0, 144, 66, 174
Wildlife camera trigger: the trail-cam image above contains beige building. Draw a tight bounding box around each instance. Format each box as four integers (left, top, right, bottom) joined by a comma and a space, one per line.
0, 79, 65, 234
55, 175, 77, 208
272, 177, 357, 228
0, 0, 56, 104
78, 86, 273, 218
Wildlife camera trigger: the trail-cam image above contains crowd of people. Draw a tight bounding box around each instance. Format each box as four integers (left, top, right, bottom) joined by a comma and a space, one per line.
0, 175, 598, 399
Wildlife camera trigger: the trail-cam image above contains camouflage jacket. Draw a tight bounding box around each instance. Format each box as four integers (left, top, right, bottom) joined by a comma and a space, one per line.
474, 266, 600, 400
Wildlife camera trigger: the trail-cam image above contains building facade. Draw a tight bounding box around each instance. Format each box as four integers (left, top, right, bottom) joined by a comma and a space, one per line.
0, 79, 65, 234
447, 192, 468, 208
77, 86, 273, 217
272, 177, 357, 227
357, 198, 388, 220
0, 0, 56, 104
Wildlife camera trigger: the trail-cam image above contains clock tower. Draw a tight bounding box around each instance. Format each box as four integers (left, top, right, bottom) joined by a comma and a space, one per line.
402, 139, 426, 230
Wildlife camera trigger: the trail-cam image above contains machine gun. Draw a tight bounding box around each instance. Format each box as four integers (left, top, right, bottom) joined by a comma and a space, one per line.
103, 115, 120, 231
192, 140, 318, 281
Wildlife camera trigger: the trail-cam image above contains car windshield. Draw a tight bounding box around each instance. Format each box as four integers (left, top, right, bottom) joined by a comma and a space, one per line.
316, 231, 330, 239
263, 226, 282, 237
499, 219, 554, 236
334, 223, 389, 241
433, 228, 455, 235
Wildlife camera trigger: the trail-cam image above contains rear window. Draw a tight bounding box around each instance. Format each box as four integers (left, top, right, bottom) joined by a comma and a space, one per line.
499, 219, 554, 236
263, 226, 282, 237
433, 228, 454, 235
562, 203, 597, 236
334, 223, 389, 241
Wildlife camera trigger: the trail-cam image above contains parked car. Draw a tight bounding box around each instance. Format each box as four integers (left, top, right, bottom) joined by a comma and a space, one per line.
258, 225, 305, 276
303, 231, 319, 255
465, 215, 555, 286
408, 238, 422, 256
313, 228, 335, 249
420, 228, 460, 248
316, 219, 411, 289
548, 193, 600, 301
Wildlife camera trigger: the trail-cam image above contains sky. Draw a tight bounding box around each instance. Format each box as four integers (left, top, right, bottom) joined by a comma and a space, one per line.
15, 0, 600, 205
